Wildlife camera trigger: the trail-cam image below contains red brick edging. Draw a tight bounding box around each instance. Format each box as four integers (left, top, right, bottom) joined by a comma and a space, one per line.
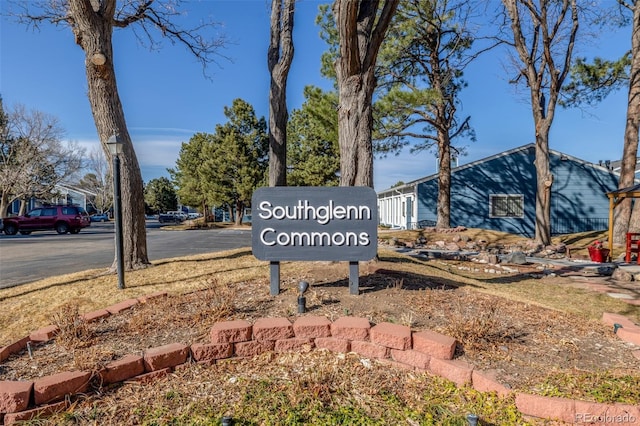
0, 293, 638, 425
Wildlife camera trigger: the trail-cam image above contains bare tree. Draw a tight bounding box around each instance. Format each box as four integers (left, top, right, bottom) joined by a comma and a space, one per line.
8, 0, 226, 270
333, 0, 399, 187
268, 0, 295, 187
79, 145, 112, 213
0, 103, 84, 217
618, 1, 640, 242
501, 0, 579, 245
556, 2, 639, 243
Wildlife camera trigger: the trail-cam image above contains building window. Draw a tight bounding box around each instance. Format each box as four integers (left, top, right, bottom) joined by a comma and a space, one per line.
489, 194, 524, 218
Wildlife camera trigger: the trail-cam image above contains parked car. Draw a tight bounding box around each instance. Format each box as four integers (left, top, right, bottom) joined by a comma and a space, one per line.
2, 205, 91, 235
90, 213, 110, 222
0, 218, 3, 233
158, 211, 187, 224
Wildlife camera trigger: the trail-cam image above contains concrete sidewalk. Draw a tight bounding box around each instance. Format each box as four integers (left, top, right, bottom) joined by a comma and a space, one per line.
398, 246, 640, 307
513, 257, 640, 307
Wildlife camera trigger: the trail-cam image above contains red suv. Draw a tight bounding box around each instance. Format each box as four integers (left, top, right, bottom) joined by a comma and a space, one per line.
2, 205, 91, 235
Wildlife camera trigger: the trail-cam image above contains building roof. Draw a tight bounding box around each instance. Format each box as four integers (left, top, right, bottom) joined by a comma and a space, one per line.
56, 183, 98, 198
607, 158, 640, 175
607, 183, 640, 197
377, 143, 621, 196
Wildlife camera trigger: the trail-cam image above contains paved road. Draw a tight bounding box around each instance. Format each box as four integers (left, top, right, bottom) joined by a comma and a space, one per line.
0, 221, 252, 289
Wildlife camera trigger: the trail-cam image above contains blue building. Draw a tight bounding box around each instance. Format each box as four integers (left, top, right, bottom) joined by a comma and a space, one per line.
6, 184, 94, 216
377, 144, 619, 237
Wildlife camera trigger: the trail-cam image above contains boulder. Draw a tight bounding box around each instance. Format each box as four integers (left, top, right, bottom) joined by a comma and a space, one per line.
612, 268, 633, 282
502, 251, 528, 265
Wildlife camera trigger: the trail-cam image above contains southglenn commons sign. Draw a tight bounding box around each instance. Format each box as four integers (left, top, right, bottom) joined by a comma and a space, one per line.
251, 186, 378, 262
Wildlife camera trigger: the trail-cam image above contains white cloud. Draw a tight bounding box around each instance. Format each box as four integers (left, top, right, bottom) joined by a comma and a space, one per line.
66, 130, 187, 170
129, 127, 200, 135
134, 138, 183, 168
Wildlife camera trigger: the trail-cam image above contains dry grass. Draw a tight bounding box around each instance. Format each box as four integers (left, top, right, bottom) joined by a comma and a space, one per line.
442, 298, 515, 353
1, 237, 637, 346
47, 303, 94, 350
125, 279, 236, 336
2, 232, 640, 423
0, 248, 262, 345
51, 350, 530, 425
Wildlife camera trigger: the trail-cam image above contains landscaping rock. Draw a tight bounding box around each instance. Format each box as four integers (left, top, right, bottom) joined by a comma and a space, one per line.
0, 381, 32, 413
445, 242, 460, 251
3, 401, 68, 425
390, 349, 430, 370
370, 322, 412, 350
350, 340, 389, 359
252, 317, 294, 341
190, 343, 233, 363
143, 343, 189, 371
331, 317, 370, 340
210, 320, 252, 344
502, 251, 527, 265
314, 337, 350, 353
612, 268, 633, 282
29, 325, 59, 343
99, 354, 144, 384
33, 371, 91, 405
429, 358, 473, 386
412, 330, 456, 360
474, 253, 499, 264
0, 338, 29, 363
293, 316, 331, 338
234, 340, 275, 357
274, 338, 314, 353
515, 393, 575, 424
596, 265, 616, 276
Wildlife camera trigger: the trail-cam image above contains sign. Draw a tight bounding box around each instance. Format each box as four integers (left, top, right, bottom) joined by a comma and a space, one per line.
251, 186, 378, 261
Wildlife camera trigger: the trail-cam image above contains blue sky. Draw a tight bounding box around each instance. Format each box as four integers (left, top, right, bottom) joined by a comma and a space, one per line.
0, 1, 632, 191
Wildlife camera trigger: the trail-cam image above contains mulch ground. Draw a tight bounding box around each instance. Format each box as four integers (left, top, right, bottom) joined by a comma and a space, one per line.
1, 258, 638, 401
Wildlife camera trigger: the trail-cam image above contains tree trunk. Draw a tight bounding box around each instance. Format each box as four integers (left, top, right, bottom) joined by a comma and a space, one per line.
502, 0, 577, 246
69, 0, 150, 270
18, 200, 27, 216
268, 0, 295, 187
0, 192, 9, 218
534, 128, 553, 245
528, 72, 555, 246
614, 2, 640, 243
333, 0, 399, 188
337, 73, 376, 187
527, 87, 555, 246
235, 200, 244, 226
201, 200, 208, 222
436, 134, 451, 229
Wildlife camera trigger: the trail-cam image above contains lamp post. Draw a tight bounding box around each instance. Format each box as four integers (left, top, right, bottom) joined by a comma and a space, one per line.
297, 280, 309, 313
106, 134, 125, 290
